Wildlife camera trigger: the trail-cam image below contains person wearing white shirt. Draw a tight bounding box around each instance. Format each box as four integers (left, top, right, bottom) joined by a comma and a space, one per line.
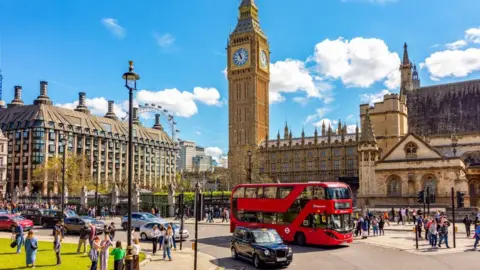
132, 238, 141, 270
151, 226, 161, 255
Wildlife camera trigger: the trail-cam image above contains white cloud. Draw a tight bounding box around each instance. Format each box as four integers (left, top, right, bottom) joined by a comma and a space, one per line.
153, 33, 175, 48
205, 147, 224, 162
304, 108, 332, 126
101, 18, 126, 39
347, 114, 354, 120
312, 118, 338, 129
312, 37, 400, 89
346, 125, 357, 133
57, 97, 127, 118
359, 89, 391, 105
465, 27, 480, 44
136, 87, 221, 118
423, 48, 480, 79
195, 131, 202, 135
445, 40, 467, 50
269, 59, 332, 104
217, 155, 228, 168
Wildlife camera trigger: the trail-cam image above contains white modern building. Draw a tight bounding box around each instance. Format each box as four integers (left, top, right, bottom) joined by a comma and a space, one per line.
177, 140, 214, 172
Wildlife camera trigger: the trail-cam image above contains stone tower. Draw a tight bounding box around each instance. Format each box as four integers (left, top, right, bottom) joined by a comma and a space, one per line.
357, 109, 380, 207
228, 0, 270, 184
399, 43, 413, 101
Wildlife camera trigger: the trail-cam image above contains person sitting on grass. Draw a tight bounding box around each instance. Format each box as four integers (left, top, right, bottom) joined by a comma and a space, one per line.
110, 241, 126, 270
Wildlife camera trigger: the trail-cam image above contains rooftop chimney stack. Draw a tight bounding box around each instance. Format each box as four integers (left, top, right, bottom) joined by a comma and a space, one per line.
8, 85, 24, 108
152, 113, 164, 130
34, 81, 53, 105
74, 92, 91, 114
104, 100, 118, 120
132, 107, 140, 125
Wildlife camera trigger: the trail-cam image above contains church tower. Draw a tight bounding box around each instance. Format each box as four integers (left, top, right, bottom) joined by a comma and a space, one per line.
228, 0, 270, 184
357, 109, 380, 207
399, 43, 413, 101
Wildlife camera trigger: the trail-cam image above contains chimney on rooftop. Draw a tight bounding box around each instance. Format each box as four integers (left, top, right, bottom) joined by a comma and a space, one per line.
74, 92, 90, 114
8, 85, 24, 108
152, 113, 163, 130
104, 100, 118, 120
33, 81, 53, 105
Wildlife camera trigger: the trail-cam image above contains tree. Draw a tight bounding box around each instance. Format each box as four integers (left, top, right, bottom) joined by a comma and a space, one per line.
32, 154, 95, 195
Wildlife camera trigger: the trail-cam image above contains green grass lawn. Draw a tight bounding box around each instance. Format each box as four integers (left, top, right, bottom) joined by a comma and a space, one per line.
0, 238, 146, 270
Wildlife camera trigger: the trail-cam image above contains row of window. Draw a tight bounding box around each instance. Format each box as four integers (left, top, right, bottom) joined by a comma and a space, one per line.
267, 148, 357, 159
265, 159, 356, 172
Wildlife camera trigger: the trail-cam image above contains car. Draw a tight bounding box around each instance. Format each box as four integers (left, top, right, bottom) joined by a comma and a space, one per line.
63, 216, 104, 235
0, 214, 34, 232
230, 227, 293, 269
22, 209, 63, 228
80, 216, 106, 231
139, 222, 189, 241
121, 212, 164, 230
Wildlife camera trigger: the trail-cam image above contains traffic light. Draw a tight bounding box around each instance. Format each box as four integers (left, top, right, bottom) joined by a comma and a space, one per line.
457, 191, 465, 208
417, 190, 425, 204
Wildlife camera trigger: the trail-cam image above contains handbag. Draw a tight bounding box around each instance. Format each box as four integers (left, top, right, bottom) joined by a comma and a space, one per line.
30, 240, 38, 250
10, 239, 17, 248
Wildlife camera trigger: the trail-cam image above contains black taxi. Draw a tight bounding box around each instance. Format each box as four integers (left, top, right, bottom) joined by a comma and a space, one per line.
230, 227, 293, 268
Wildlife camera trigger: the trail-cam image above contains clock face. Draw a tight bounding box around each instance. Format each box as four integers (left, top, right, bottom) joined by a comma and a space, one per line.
233, 48, 249, 66
260, 50, 268, 68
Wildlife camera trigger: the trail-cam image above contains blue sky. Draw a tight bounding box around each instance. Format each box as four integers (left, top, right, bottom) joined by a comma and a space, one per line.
1, 0, 480, 161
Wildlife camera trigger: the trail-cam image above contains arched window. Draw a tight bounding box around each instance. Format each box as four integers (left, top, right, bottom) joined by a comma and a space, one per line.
387, 175, 402, 196
423, 175, 437, 196
405, 142, 418, 157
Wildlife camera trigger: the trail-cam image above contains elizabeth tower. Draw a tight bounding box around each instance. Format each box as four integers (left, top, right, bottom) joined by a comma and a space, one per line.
227, 0, 270, 184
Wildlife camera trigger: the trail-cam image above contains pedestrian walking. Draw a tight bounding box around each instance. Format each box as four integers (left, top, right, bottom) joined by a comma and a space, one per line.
473, 224, 480, 249
53, 229, 62, 265
132, 238, 141, 270
99, 233, 112, 270
110, 241, 125, 270
13, 222, 24, 254
108, 222, 116, 241
463, 215, 472, 237
379, 216, 385, 236
372, 216, 379, 236
89, 236, 101, 270
25, 230, 38, 268
77, 224, 89, 254
416, 215, 424, 239
438, 220, 450, 248
429, 219, 438, 248
158, 224, 165, 251
170, 222, 177, 250
163, 224, 174, 261
151, 225, 160, 255
361, 216, 368, 239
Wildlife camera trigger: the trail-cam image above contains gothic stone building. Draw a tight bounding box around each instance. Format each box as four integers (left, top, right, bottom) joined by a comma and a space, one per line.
0, 81, 177, 196
227, 0, 359, 190
357, 44, 480, 207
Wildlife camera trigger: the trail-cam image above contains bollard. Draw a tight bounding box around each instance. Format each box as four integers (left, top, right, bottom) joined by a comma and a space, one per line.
413, 227, 416, 232
455, 226, 458, 233
192, 242, 196, 250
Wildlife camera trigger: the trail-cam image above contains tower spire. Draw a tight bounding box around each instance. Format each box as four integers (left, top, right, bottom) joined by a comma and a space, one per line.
402, 42, 410, 66
360, 109, 376, 143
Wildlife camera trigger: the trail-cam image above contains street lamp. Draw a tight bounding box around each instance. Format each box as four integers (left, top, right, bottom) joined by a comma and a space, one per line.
451, 133, 458, 157
122, 60, 140, 270
61, 132, 67, 221
93, 160, 99, 218
247, 150, 253, 184
194, 180, 200, 270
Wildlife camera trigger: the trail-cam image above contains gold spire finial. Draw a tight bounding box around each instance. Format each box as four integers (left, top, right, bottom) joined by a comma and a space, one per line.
129, 61, 134, 71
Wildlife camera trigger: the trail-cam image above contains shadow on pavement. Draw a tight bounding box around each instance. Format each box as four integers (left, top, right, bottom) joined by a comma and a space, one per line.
198, 235, 349, 254
213, 257, 289, 269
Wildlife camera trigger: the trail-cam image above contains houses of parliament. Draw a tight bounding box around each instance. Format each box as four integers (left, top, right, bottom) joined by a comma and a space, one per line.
227, 0, 480, 207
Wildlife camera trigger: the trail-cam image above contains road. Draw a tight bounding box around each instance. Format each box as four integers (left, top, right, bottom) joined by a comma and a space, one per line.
29, 219, 480, 270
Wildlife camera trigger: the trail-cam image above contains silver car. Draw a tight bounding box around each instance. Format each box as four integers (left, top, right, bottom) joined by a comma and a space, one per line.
121, 212, 164, 230
139, 222, 189, 242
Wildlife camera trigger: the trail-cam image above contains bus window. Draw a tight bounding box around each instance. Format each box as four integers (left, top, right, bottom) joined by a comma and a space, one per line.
326, 187, 351, 199
233, 187, 245, 198
301, 214, 327, 228
257, 187, 264, 198
239, 211, 262, 223
313, 187, 325, 200
263, 212, 277, 224
277, 197, 302, 225
301, 186, 313, 200
245, 187, 258, 198
263, 187, 277, 198
278, 187, 293, 199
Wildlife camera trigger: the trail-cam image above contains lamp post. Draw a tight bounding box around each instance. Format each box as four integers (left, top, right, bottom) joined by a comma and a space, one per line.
194, 179, 200, 270
93, 160, 99, 218
451, 133, 458, 157
61, 132, 67, 220
122, 60, 140, 270
247, 150, 252, 183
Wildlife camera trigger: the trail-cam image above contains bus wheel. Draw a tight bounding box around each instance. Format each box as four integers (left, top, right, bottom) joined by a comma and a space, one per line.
295, 232, 306, 246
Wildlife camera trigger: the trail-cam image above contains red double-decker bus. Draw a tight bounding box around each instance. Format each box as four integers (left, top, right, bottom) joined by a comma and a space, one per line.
230, 182, 354, 246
